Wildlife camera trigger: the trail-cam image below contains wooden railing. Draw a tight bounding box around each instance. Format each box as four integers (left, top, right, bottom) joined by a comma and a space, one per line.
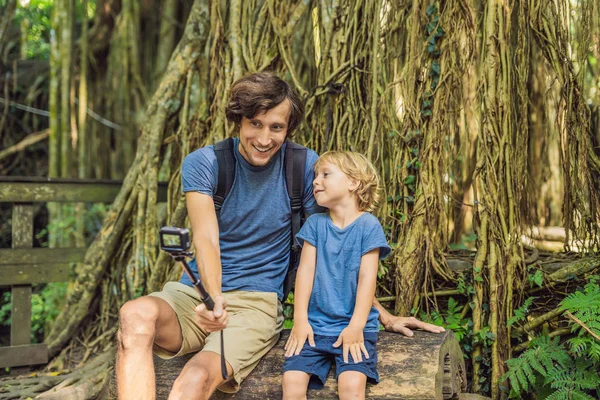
0, 176, 167, 368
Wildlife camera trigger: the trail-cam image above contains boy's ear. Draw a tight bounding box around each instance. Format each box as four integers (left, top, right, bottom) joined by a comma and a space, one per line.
349, 179, 360, 192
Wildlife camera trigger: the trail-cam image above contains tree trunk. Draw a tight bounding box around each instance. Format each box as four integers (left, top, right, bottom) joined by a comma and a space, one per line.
108, 330, 467, 400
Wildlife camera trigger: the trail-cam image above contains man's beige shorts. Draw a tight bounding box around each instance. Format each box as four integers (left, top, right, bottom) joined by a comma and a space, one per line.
148, 282, 284, 393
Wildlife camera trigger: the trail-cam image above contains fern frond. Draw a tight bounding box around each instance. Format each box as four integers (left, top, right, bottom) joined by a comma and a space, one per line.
568, 336, 590, 356
587, 342, 600, 362
544, 388, 597, 400
504, 336, 571, 395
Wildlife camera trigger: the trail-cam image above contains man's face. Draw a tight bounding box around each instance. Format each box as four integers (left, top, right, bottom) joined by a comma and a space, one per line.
238, 100, 291, 167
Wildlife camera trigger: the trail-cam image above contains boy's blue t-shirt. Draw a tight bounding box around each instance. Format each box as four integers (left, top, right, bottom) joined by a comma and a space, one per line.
180, 138, 321, 301
296, 212, 391, 336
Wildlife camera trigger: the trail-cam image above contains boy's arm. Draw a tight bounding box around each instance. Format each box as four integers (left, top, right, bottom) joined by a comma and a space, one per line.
348, 248, 380, 329
285, 242, 317, 356
293, 242, 317, 322
333, 248, 379, 363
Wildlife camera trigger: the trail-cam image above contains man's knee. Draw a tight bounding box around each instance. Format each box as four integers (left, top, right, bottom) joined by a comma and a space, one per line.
172, 363, 214, 399
118, 297, 160, 349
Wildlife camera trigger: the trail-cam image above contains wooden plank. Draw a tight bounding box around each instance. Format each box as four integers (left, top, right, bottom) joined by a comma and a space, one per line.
0, 179, 168, 203
0, 181, 123, 202
11, 204, 33, 347
0, 263, 71, 286
11, 286, 32, 346
0, 344, 48, 368
12, 204, 33, 247
0, 248, 86, 265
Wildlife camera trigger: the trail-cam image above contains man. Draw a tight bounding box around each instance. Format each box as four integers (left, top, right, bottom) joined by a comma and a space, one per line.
116, 72, 443, 400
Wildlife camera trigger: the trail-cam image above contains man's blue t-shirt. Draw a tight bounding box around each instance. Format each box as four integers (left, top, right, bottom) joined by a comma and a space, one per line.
180, 138, 321, 301
296, 212, 391, 336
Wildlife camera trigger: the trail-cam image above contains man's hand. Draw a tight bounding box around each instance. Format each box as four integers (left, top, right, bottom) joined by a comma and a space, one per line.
194, 295, 228, 332
383, 316, 445, 337
333, 325, 369, 364
284, 321, 315, 357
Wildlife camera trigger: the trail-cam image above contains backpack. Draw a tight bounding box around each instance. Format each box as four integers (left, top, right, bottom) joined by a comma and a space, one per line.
213, 138, 307, 301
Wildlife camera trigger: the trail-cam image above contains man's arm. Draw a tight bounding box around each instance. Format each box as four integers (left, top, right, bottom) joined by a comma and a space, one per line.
186, 191, 227, 332
374, 298, 445, 336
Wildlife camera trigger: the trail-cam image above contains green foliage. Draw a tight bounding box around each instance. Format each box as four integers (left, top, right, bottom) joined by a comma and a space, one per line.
377, 259, 389, 279
421, 297, 474, 355
560, 277, 600, 336
14, 0, 53, 60
504, 336, 570, 394
449, 232, 478, 250
283, 291, 294, 329
37, 203, 107, 247
457, 273, 475, 296
10, 0, 96, 60
528, 267, 545, 288
503, 276, 600, 399
0, 283, 68, 343
508, 296, 535, 327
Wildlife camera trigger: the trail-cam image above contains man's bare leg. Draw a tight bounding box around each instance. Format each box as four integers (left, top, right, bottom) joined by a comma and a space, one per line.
169, 351, 234, 400
116, 296, 183, 400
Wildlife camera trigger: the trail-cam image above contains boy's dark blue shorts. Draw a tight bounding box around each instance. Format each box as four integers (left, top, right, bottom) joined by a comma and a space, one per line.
282, 332, 379, 389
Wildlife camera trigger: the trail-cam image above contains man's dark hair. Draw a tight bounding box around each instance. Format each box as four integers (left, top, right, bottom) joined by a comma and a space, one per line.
225, 72, 305, 137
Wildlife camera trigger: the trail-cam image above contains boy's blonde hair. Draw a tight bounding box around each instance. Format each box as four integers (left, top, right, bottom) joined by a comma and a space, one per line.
315, 151, 381, 212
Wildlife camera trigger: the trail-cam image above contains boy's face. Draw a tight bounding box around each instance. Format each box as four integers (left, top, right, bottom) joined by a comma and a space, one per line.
312, 162, 358, 209
237, 99, 290, 167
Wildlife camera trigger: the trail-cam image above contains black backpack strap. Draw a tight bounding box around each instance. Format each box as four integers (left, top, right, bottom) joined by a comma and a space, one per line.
282, 141, 307, 300
285, 141, 307, 251
213, 138, 236, 215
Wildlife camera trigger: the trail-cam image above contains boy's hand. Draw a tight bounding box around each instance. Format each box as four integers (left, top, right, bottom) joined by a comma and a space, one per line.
285, 321, 315, 357
194, 295, 228, 332
333, 325, 368, 363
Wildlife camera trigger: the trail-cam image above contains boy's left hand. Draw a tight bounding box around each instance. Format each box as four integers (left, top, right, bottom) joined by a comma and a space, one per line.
333, 325, 369, 363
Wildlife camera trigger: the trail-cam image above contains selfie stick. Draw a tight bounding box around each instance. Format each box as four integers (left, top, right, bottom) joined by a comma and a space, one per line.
172, 253, 228, 381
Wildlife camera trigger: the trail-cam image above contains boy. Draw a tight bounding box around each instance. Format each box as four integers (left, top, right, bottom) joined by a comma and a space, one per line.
282, 151, 391, 400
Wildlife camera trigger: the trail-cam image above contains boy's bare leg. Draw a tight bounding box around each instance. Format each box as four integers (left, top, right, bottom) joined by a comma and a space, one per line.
116, 296, 183, 400
282, 370, 311, 400
169, 351, 234, 400
337, 371, 367, 400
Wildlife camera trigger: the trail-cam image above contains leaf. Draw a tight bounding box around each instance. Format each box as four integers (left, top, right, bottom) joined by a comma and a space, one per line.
404, 175, 415, 185
533, 270, 544, 287
426, 4, 437, 16
427, 21, 437, 35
